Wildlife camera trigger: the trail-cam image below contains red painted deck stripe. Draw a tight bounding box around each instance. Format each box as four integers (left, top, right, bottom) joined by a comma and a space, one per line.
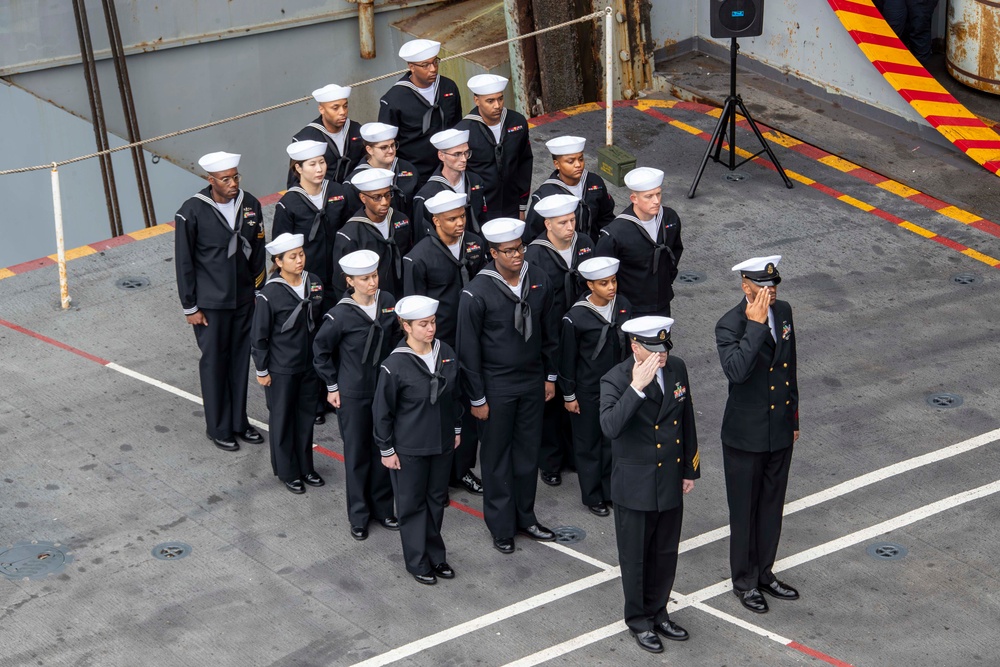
847, 167, 887, 185
829, 0, 884, 18
0, 318, 111, 365
954, 139, 1000, 150
788, 641, 856, 667
90, 236, 136, 252
8, 257, 55, 274
923, 115, 984, 128
448, 500, 485, 520
907, 192, 949, 210
872, 60, 932, 77
898, 89, 961, 103
258, 192, 282, 206
848, 30, 907, 49
314, 445, 345, 462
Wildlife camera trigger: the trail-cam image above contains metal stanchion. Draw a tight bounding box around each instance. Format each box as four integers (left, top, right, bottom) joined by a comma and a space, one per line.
50, 164, 71, 310
605, 5, 613, 146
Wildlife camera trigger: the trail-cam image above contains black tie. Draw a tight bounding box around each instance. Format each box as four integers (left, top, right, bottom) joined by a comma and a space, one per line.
281, 294, 315, 334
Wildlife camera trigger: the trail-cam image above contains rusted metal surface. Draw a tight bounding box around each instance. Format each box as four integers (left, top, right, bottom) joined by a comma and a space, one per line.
614, 0, 652, 99
359, 0, 377, 59
947, 0, 1000, 95
531, 0, 585, 112
50, 166, 71, 310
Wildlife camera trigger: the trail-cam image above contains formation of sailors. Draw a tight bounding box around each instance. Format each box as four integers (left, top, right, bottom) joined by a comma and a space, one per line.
174, 35, 801, 655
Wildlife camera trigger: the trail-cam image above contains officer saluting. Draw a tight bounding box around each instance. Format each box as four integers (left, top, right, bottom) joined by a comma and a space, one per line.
175, 151, 266, 451
600, 316, 699, 654
288, 84, 364, 186
716, 255, 800, 614
595, 167, 683, 317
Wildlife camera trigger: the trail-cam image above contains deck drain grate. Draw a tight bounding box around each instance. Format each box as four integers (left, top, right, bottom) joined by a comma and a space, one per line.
926, 393, 963, 409
866, 542, 907, 561
677, 271, 707, 285
951, 273, 980, 286
116, 276, 151, 291
552, 526, 586, 544
152, 541, 192, 561
0, 541, 73, 580
723, 172, 749, 182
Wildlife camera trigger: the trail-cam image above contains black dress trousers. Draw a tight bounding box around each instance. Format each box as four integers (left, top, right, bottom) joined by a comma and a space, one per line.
478, 387, 544, 539
391, 450, 453, 575
538, 397, 574, 475
451, 406, 480, 483
614, 503, 683, 634
336, 397, 395, 527
569, 395, 611, 506
265, 371, 319, 482
194, 301, 253, 440
722, 443, 794, 592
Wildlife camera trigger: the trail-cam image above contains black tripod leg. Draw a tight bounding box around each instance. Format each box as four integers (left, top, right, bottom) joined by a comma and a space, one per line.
687, 97, 736, 199
735, 97, 794, 189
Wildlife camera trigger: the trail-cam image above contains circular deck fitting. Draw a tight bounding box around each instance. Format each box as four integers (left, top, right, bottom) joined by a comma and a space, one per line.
116, 276, 151, 291
676, 271, 707, 285
0, 541, 73, 581
152, 541, 192, 561
866, 542, 907, 561
552, 526, 586, 544
723, 172, 749, 182
951, 273, 981, 286
926, 393, 963, 409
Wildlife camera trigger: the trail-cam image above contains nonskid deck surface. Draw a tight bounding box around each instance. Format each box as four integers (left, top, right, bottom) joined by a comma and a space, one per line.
2, 98, 999, 666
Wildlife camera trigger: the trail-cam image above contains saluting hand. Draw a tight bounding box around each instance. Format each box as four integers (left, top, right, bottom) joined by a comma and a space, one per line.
745, 287, 770, 324
630, 353, 660, 394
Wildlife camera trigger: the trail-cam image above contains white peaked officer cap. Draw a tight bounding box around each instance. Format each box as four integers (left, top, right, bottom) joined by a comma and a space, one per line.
468, 74, 508, 95
312, 84, 351, 103
546, 135, 586, 155
286, 140, 326, 161
198, 151, 240, 173
535, 194, 579, 219
481, 217, 525, 243
395, 295, 439, 320
399, 39, 441, 63
578, 256, 620, 281
351, 168, 395, 192
731, 255, 782, 286
266, 233, 304, 256
339, 249, 380, 276
424, 190, 468, 214
622, 315, 675, 352
361, 122, 399, 143
431, 129, 470, 150
624, 166, 665, 192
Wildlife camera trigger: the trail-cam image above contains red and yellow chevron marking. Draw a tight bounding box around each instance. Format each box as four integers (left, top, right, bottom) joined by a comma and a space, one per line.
828, 0, 1000, 176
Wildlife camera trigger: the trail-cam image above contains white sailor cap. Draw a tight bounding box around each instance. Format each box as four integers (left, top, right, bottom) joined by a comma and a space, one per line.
731, 255, 782, 285
622, 315, 675, 352
198, 151, 240, 173
399, 39, 441, 63
624, 166, 665, 192
578, 256, 620, 281
339, 249, 380, 276
424, 190, 468, 215
431, 129, 470, 150
468, 74, 508, 95
534, 194, 579, 219
481, 217, 525, 243
351, 168, 395, 192
395, 295, 439, 320
266, 232, 304, 256
546, 135, 586, 156
312, 84, 351, 103
286, 140, 326, 161
360, 122, 398, 143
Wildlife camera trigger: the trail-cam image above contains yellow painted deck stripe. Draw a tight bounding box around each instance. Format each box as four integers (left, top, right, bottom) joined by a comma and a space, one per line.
0, 268, 15, 280
937, 206, 984, 224
818, 155, 861, 172
838, 195, 876, 212
763, 131, 803, 148
834, 12, 899, 37
785, 170, 816, 185
563, 102, 603, 116
961, 247, 1000, 265
858, 44, 915, 65
877, 180, 921, 197
635, 99, 677, 111
48, 246, 97, 262
669, 120, 705, 136
908, 100, 978, 119
899, 221, 937, 238
129, 225, 174, 240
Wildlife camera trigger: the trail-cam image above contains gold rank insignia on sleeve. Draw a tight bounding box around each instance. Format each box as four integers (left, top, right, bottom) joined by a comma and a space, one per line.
255, 270, 266, 287
692, 451, 700, 471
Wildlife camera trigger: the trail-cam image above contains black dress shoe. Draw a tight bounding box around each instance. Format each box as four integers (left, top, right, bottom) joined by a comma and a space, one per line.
493, 537, 515, 554
207, 433, 239, 451
237, 426, 264, 444
735, 588, 769, 614
284, 479, 306, 494
653, 619, 689, 641
759, 579, 799, 600
588, 502, 610, 517
412, 572, 437, 585
350, 525, 369, 541
458, 471, 484, 495
432, 562, 455, 579
630, 630, 664, 653
518, 523, 555, 541
540, 471, 561, 486
314, 414, 326, 425
379, 516, 400, 531
302, 472, 325, 487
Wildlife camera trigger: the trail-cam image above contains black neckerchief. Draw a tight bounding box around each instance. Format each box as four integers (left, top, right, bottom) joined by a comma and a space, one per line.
573, 295, 621, 360
464, 107, 508, 170
391, 339, 447, 404
193, 191, 250, 259
267, 272, 316, 334
339, 291, 384, 366
529, 234, 578, 300
347, 209, 403, 280
617, 208, 672, 273
307, 119, 353, 181
481, 261, 532, 341
393, 78, 444, 135
427, 171, 479, 233
429, 233, 472, 285
287, 181, 328, 242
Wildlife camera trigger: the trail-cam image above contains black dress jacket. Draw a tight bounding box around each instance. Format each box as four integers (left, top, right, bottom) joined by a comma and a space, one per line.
251, 272, 325, 375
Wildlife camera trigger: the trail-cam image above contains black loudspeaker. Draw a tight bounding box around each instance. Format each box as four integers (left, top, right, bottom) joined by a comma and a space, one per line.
710, 0, 765, 38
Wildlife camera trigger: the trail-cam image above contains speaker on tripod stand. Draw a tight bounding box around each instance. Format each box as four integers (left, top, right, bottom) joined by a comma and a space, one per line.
687, 0, 793, 198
